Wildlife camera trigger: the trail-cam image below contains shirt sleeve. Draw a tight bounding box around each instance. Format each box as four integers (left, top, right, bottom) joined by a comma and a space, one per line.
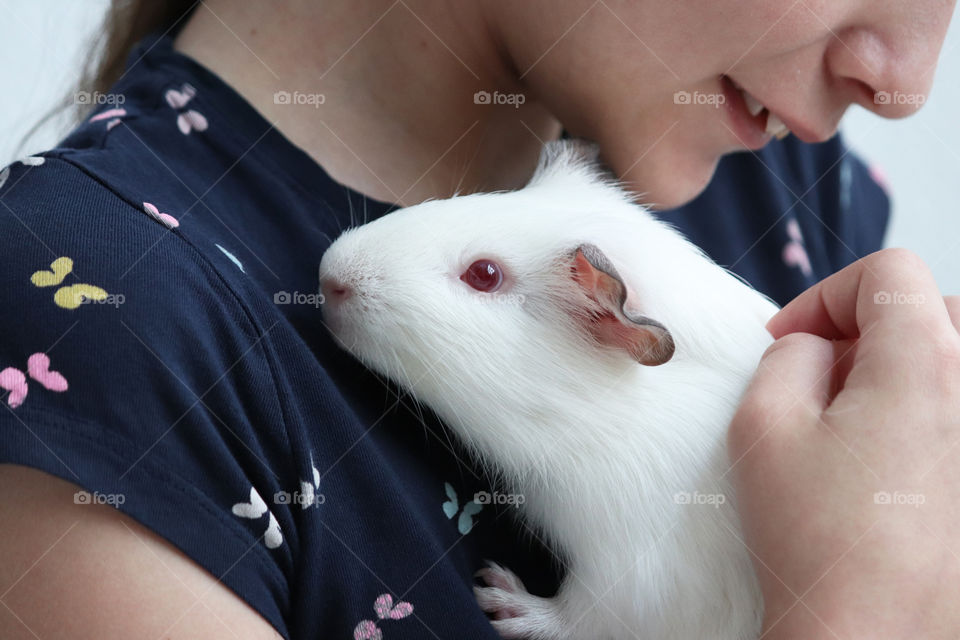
0, 156, 295, 638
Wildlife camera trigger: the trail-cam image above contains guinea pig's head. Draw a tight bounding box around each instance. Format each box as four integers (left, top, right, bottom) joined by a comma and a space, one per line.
317, 142, 693, 415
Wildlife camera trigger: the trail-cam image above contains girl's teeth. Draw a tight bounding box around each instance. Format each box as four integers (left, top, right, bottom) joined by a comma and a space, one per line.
743, 93, 765, 117
765, 112, 790, 139
733, 81, 791, 139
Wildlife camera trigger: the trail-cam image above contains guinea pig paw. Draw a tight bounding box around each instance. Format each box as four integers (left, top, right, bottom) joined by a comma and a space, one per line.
475, 561, 527, 596
475, 562, 564, 640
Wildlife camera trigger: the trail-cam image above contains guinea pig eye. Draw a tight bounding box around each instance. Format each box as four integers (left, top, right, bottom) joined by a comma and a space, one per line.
460, 259, 503, 292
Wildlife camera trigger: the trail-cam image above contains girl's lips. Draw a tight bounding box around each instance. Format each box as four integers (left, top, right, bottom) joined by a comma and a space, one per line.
720, 75, 774, 151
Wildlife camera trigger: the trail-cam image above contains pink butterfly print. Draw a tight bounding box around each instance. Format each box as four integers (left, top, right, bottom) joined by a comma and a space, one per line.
89, 107, 128, 131
869, 163, 891, 194
353, 594, 414, 640
0, 353, 68, 409
353, 620, 381, 640
782, 219, 813, 278
143, 202, 180, 229
164, 83, 208, 135
0, 369, 26, 408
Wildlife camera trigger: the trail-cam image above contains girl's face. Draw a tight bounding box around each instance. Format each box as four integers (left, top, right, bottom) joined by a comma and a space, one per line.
493, 0, 955, 207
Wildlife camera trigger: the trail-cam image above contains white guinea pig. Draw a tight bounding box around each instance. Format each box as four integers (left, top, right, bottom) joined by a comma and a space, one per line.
319, 140, 778, 640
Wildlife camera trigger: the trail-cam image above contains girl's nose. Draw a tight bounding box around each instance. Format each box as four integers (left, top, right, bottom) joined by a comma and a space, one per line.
826, 2, 954, 119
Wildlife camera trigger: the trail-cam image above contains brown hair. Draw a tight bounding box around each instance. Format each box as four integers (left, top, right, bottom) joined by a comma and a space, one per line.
82, 0, 199, 104
20, 1, 197, 153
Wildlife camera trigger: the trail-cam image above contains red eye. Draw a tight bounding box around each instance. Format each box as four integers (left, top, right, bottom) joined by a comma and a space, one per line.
460, 259, 503, 292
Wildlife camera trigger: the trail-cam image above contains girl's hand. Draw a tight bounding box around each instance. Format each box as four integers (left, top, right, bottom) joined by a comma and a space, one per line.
729, 249, 960, 640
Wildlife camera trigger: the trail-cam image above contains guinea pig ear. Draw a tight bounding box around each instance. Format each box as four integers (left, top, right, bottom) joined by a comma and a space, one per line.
570, 244, 675, 366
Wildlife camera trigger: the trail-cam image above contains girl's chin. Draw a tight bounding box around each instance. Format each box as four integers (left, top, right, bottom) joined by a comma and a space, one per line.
601, 128, 724, 209
629, 158, 719, 210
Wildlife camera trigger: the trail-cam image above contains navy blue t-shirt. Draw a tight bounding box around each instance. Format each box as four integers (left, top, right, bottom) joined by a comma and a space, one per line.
0, 31, 888, 639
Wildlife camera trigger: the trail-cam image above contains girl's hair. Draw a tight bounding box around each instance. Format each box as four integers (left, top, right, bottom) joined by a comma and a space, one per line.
20, 1, 197, 153
83, 0, 198, 103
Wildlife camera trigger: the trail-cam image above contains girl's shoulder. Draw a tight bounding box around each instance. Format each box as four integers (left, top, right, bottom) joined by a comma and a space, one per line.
0, 151, 297, 636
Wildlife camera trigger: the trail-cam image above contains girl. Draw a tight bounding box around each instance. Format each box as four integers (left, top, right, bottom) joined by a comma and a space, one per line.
0, 2, 957, 638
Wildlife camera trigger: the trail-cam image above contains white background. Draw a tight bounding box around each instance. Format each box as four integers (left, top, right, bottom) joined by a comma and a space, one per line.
2, 1, 958, 293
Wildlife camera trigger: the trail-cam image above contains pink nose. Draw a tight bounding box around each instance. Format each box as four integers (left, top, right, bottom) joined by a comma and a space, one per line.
320, 277, 352, 304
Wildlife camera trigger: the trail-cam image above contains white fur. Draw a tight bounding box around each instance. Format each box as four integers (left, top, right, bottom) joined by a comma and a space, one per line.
319, 140, 778, 640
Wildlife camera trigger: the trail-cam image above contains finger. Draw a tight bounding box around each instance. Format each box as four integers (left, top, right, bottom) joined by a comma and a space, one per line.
731, 333, 839, 452
767, 248, 952, 343
945, 295, 960, 333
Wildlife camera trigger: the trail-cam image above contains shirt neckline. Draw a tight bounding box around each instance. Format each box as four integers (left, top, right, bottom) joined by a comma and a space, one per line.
129, 30, 398, 220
